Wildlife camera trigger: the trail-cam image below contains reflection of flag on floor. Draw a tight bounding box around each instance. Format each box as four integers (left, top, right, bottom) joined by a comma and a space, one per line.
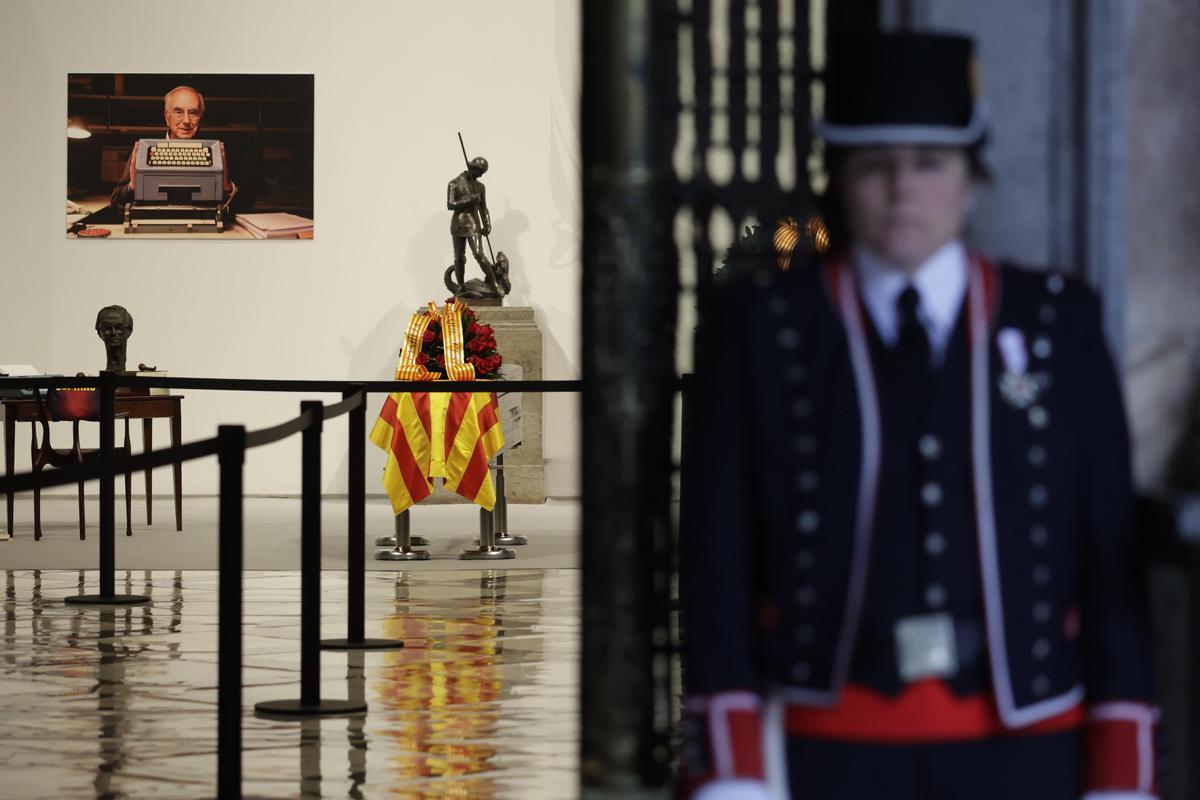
370, 391, 504, 515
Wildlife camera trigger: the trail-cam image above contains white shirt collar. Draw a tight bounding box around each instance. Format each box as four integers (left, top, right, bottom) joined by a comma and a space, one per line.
852, 240, 968, 361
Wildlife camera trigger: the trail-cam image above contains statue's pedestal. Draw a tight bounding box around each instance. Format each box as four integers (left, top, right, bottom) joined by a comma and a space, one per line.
424, 305, 546, 504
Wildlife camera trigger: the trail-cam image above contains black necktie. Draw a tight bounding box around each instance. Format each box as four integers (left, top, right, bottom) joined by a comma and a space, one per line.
895, 285, 931, 372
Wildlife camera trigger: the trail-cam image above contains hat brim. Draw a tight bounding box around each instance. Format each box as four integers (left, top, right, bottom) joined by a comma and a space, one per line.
816, 102, 988, 147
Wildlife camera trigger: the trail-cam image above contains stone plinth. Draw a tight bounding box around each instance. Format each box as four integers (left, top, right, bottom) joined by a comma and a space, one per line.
424, 306, 545, 504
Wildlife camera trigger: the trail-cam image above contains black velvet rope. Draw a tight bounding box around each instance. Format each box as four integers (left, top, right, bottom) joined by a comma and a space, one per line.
0, 376, 693, 493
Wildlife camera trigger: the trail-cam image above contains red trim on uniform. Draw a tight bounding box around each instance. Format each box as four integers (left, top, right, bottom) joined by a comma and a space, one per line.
723, 708, 766, 779
1085, 718, 1142, 791
976, 252, 1001, 330
1084, 703, 1159, 794
784, 680, 1084, 742
698, 693, 765, 782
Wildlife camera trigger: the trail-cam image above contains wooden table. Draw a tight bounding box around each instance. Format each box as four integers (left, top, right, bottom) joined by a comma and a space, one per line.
3, 394, 184, 535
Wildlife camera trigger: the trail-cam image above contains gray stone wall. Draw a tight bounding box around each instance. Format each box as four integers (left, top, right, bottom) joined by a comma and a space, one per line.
1125, 0, 1200, 490
890, 1, 1081, 271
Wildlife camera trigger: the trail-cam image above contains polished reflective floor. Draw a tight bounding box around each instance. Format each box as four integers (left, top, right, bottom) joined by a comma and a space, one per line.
1, 569, 579, 799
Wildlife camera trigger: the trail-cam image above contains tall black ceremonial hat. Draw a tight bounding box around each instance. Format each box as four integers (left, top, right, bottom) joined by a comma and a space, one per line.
817, 32, 987, 146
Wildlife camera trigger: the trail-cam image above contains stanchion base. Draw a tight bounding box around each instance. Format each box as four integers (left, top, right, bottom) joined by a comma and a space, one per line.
494, 533, 528, 546
64, 594, 151, 606
254, 698, 367, 718
374, 547, 431, 561
320, 637, 406, 651
374, 535, 430, 547
460, 545, 515, 561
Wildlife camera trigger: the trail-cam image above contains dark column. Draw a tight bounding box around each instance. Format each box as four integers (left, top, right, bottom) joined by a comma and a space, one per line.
581, 2, 678, 797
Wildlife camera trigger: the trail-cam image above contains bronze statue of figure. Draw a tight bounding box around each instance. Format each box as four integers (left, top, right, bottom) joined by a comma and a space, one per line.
95, 305, 133, 372
445, 155, 509, 299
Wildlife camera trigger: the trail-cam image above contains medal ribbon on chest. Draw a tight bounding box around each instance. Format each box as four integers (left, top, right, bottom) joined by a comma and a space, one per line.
996, 327, 1041, 410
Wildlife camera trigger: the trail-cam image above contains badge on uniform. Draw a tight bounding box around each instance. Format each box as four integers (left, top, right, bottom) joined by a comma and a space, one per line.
996, 327, 1042, 409
895, 613, 959, 682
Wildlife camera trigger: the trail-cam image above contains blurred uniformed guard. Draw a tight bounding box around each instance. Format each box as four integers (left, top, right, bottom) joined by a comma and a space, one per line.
680, 32, 1159, 800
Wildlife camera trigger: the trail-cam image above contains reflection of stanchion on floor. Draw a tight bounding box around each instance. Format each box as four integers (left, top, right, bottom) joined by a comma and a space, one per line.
461, 505, 514, 560
345, 650, 368, 796
490, 453, 526, 547
374, 509, 430, 561
94, 608, 128, 799
299, 717, 322, 798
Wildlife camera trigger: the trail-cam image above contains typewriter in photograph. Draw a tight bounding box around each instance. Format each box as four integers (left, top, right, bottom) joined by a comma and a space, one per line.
123, 139, 233, 234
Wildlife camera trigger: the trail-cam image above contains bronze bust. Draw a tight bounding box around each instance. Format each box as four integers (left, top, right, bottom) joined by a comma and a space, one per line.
95, 305, 133, 372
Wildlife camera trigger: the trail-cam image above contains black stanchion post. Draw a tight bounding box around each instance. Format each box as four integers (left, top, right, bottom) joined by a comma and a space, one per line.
256, 401, 365, 717
66, 371, 149, 606
299, 400, 321, 705
217, 425, 246, 799
323, 388, 404, 650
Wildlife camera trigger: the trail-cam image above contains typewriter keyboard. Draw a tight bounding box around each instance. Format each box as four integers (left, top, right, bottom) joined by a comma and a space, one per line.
147, 142, 213, 167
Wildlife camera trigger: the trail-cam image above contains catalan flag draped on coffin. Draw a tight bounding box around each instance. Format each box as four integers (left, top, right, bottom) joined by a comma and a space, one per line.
369, 300, 505, 515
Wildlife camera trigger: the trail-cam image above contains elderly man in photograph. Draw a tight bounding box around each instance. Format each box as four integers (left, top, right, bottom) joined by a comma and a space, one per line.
108, 85, 232, 207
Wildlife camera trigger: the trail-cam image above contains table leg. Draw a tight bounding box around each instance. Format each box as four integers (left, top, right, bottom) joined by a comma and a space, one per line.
143, 418, 153, 525
5, 413, 14, 536
171, 409, 182, 531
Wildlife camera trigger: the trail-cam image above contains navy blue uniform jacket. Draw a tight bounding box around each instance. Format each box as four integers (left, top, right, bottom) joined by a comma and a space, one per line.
679, 254, 1157, 794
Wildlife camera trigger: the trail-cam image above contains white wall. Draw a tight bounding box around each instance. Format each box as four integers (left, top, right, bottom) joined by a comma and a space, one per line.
0, 0, 582, 498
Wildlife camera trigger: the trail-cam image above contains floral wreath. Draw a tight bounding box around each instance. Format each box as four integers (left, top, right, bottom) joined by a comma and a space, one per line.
396, 300, 503, 381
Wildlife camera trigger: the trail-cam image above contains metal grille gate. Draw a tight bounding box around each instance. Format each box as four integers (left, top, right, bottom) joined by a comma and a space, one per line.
580, 2, 879, 797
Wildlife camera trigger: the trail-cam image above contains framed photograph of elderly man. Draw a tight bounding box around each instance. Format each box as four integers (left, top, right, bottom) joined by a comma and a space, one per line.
66, 73, 314, 239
